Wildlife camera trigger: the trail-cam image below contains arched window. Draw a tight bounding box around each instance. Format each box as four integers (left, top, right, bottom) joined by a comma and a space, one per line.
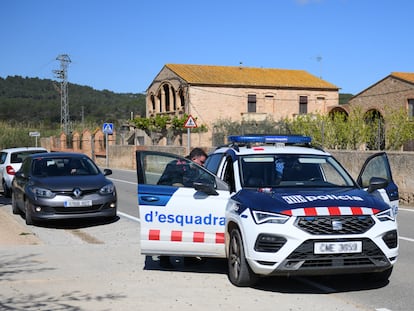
150, 94, 155, 111
163, 84, 170, 112
365, 109, 385, 150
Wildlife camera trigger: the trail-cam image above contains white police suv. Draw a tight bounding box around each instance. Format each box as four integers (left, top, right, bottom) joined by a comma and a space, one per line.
136, 135, 399, 287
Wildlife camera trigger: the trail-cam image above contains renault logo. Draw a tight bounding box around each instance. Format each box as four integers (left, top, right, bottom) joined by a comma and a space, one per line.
73, 188, 82, 198
332, 220, 343, 231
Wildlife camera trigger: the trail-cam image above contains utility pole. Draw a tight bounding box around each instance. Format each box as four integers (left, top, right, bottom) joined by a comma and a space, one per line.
53, 54, 71, 134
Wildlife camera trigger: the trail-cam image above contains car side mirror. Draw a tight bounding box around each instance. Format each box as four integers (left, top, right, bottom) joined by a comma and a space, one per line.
367, 177, 388, 193
103, 168, 112, 176
15, 171, 25, 178
193, 182, 219, 196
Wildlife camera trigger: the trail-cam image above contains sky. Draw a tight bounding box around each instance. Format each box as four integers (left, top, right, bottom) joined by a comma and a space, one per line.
1, 0, 413, 95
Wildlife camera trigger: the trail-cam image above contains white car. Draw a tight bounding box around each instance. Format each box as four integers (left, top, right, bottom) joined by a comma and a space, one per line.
136, 135, 399, 287
0, 147, 47, 197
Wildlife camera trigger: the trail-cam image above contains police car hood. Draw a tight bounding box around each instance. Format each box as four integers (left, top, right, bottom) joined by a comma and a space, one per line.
231, 187, 391, 214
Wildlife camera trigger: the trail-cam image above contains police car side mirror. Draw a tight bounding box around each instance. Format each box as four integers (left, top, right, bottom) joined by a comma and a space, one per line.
367, 177, 388, 193
193, 182, 219, 196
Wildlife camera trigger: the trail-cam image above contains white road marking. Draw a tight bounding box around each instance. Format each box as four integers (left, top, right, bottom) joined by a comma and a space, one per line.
399, 207, 414, 212
118, 211, 140, 223
110, 177, 136, 185
399, 236, 414, 242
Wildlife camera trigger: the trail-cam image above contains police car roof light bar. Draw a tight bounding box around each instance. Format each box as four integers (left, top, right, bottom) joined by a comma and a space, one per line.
228, 135, 312, 145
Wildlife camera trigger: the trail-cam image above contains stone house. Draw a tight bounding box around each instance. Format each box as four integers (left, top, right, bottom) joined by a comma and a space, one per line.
342, 72, 414, 150
347, 72, 414, 117
146, 64, 339, 147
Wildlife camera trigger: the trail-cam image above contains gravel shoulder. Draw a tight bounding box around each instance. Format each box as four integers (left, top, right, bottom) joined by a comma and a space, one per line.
0, 206, 41, 245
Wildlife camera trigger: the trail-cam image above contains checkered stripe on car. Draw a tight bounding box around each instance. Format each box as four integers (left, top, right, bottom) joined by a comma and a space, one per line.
281, 206, 380, 216
147, 229, 225, 244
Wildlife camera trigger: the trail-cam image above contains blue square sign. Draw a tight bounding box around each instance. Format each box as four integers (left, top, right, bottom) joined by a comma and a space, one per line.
103, 123, 113, 134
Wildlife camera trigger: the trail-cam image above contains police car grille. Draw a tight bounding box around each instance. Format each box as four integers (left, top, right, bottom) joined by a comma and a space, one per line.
284, 239, 388, 269
296, 215, 375, 235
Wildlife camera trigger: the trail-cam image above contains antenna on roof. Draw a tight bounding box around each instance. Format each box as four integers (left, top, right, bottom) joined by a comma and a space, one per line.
315, 55, 322, 79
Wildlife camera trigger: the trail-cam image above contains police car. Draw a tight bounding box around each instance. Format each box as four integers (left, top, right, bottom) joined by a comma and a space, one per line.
136, 135, 399, 287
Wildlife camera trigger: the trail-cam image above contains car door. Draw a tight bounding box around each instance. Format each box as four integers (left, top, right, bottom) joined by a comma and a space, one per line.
357, 152, 399, 210
136, 151, 230, 258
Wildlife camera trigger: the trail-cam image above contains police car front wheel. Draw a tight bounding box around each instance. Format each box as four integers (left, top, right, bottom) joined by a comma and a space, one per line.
228, 228, 258, 287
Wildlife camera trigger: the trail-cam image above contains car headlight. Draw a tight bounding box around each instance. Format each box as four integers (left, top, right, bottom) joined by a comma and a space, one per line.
376, 208, 397, 222
29, 186, 55, 198
252, 210, 290, 224
99, 183, 115, 195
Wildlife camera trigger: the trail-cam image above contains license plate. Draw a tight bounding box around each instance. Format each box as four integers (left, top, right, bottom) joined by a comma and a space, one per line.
64, 200, 93, 207
314, 241, 362, 254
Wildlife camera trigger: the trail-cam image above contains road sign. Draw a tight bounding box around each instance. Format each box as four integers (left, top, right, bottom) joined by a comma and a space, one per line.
29, 131, 40, 137
103, 123, 114, 134
184, 115, 197, 128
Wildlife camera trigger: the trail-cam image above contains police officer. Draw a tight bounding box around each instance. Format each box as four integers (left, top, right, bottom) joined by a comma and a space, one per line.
159, 148, 208, 268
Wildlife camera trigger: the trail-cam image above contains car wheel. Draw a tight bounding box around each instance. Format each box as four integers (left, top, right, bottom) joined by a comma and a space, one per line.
228, 228, 258, 287
2, 180, 11, 198
11, 191, 20, 215
24, 200, 34, 225
366, 267, 393, 283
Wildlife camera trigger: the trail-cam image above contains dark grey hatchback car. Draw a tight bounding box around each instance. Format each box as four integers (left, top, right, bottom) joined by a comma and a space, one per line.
11, 152, 117, 225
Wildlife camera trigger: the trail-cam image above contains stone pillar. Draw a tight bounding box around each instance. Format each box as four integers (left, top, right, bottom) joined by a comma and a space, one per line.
94, 129, 105, 154
72, 131, 80, 151
59, 132, 67, 150
81, 129, 92, 157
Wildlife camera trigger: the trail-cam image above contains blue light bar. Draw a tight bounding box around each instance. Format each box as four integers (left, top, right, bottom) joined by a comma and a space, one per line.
228, 135, 312, 144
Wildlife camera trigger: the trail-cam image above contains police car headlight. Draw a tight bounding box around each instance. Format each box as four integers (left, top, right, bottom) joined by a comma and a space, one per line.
252, 210, 290, 224
376, 208, 396, 222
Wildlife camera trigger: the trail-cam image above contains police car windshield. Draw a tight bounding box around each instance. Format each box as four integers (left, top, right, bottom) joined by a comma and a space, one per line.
240, 154, 355, 188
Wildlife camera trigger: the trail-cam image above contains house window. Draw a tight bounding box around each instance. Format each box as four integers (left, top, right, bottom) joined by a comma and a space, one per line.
299, 96, 308, 114
248, 94, 256, 113
408, 99, 414, 119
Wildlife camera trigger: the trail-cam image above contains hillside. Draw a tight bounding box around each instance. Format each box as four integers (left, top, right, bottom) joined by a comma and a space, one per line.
0, 76, 146, 126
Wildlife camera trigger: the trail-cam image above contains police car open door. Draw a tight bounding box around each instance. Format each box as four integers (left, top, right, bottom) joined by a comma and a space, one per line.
357, 152, 399, 210
136, 151, 230, 258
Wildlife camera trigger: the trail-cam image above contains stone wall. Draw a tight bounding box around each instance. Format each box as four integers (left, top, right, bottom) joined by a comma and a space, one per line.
40, 134, 414, 205
41, 128, 116, 159
101, 145, 413, 205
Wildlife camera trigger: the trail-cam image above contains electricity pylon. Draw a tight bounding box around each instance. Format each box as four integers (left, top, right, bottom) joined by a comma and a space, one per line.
53, 54, 71, 134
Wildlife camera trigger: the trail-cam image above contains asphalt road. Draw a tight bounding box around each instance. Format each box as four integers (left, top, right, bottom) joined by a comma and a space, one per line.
0, 168, 413, 311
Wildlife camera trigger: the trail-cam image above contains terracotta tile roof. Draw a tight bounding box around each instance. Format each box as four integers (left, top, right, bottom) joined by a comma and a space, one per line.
391, 72, 414, 84
165, 64, 338, 90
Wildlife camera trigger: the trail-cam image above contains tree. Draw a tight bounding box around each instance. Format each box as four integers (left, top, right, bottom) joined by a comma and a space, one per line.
131, 114, 207, 145
384, 107, 414, 150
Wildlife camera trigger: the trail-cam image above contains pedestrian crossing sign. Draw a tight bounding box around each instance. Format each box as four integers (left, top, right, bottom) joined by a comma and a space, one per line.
184, 115, 197, 128
103, 123, 114, 134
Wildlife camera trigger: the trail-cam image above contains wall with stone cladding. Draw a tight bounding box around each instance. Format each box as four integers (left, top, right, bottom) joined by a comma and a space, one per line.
99, 145, 414, 205
40, 132, 413, 205
329, 150, 414, 205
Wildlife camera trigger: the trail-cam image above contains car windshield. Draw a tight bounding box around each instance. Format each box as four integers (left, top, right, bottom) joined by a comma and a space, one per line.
240, 154, 355, 188
32, 157, 100, 177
